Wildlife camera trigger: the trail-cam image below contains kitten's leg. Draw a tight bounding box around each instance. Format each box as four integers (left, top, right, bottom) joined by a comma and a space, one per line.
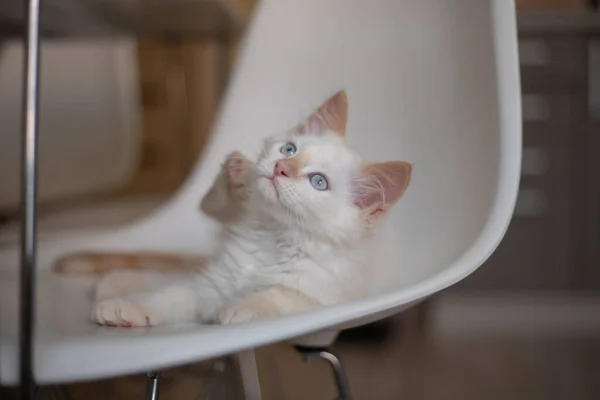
93, 280, 199, 327
218, 286, 322, 325
200, 150, 253, 222
93, 272, 231, 327
94, 270, 169, 300
53, 252, 204, 276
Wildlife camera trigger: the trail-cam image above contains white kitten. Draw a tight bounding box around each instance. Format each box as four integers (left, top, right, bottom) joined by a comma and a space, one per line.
92, 90, 412, 327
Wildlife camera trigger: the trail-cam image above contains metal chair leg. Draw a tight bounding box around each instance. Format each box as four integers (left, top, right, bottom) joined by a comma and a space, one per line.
50, 386, 73, 400
146, 371, 160, 400
20, 0, 43, 398
295, 347, 353, 400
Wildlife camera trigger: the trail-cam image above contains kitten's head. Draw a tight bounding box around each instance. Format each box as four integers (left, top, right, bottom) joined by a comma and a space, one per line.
255, 90, 412, 243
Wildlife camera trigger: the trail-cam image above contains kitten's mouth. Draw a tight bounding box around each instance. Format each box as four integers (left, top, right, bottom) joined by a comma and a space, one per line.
263, 175, 275, 184
261, 175, 279, 198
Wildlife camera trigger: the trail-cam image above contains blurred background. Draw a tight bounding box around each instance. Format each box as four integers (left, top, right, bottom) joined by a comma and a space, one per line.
1, 0, 600, 399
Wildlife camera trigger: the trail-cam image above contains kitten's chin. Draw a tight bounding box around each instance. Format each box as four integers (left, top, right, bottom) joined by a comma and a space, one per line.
256, 177, 279, 204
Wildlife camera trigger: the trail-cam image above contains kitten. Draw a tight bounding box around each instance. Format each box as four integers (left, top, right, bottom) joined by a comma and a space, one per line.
52, 151, 254, 276
92, 90, 412, 327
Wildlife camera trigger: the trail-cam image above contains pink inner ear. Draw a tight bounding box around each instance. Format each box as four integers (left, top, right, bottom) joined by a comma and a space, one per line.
354, 162, 412, 212
295, 90, 348, 137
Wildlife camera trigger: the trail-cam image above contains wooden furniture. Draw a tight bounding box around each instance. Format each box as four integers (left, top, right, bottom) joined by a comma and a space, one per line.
457, 11, 600, 292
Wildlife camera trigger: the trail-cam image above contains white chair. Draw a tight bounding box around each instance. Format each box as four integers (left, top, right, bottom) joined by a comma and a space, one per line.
0, 0, 521, 398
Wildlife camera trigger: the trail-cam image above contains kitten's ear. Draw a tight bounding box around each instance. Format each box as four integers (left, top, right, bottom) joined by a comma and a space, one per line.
295, 90, 348, 137
353, 161, 412, 221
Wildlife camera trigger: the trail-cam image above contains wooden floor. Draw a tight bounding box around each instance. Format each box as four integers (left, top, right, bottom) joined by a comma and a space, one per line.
336, 334, 600, 399
258, 316, 600, 400
3, 313, 600, 399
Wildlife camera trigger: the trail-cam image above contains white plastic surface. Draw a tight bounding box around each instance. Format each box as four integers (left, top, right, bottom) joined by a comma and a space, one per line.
0, 0, 521, 384
0, 196, 166, 247
0, 40, 140, 211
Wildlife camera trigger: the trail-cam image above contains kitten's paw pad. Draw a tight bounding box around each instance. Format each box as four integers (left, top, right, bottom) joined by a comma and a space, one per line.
217, 303, 277, 325
92, 298, 160, 327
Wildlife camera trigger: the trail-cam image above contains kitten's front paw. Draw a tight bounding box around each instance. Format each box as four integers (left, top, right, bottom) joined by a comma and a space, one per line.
93, 298, 161, 327
217, 302, 278, 325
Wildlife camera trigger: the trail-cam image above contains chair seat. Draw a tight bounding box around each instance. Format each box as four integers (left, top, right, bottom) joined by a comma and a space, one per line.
0, 0, 521, 387
0, 266, 420, 385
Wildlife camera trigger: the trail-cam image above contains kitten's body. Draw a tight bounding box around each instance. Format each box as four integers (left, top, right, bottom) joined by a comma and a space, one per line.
199, 193, 374, 313
84, 91, 412, 327
95, 186, 373, 326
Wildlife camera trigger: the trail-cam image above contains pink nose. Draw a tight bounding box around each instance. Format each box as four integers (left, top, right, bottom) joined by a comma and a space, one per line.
274, 161, 289, 177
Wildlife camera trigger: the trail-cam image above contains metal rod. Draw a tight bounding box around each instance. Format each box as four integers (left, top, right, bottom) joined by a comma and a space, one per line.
19, 0, 42, 398
146, 372, 160, 400
318, 350, 352, 400
295, 347, 353, 400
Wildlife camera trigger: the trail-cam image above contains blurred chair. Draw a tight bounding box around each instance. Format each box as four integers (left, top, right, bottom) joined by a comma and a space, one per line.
0, 40, 140, 213
0, 0, 521, 398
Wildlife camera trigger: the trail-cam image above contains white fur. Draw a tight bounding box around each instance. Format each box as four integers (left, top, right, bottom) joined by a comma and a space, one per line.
93, 129, 390, 327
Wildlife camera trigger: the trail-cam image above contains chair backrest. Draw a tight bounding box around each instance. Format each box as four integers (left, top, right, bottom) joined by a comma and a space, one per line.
0, 41, 139, 212
30, 0, 521, 298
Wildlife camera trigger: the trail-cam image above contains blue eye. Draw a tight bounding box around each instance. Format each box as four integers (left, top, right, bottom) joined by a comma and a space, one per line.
309, 173, 328, 191
280, 143, 297, 157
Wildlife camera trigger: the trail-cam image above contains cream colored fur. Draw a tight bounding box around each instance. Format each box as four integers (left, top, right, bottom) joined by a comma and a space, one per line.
91, 91, 412, 326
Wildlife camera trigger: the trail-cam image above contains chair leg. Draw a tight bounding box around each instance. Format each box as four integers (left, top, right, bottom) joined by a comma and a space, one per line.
20, 0, 43, 398
295, 346, 352, 400
236, 350, 262, 400
46, 386, 73, 400
146, 371, 160, 400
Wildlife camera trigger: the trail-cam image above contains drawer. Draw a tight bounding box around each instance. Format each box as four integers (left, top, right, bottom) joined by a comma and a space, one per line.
521, 93, 586, 127
519, 36, 588, 92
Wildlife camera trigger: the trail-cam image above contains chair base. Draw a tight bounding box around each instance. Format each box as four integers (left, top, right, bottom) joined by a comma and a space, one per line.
146, 372, 160, 400
141, 347, 352, 400
295, 346, 353, 400
336, 318, 396, 344
21, 348, 349, 400
142, 358, 235, 400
